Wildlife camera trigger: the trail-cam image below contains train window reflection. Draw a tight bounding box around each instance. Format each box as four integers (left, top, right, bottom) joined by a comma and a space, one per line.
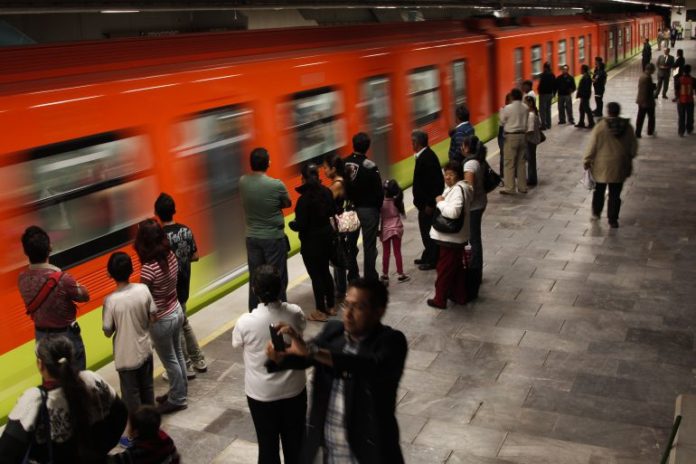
579, 37, 585, 62
451, 60, 468, 108
408, 67, 441, 126
514, 48, 524, 86
531, 46, 542, 77
558, 40, 567, 67
290, 89, 345, 165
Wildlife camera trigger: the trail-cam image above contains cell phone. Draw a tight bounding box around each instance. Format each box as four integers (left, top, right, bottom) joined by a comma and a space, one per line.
269, 324, 286, 352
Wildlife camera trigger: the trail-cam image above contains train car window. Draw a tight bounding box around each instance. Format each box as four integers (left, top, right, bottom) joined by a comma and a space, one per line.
546, 42, 554, 70
451, 60, 468, 107
578, 37, 586, 63
588, 34, 592, 64
626, 27, 631, 47
514, 48, 523, 86
408, 67, 442, 126
531, 46, 542, 77
609, 32, 614, 50
618, 29, 623, 50
558, 40, 567, 67
0, 133, 156, 269
290, 88, 346, 165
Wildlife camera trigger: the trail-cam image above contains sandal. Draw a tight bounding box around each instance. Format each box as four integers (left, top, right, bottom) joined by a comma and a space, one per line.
307, 310, 328, 322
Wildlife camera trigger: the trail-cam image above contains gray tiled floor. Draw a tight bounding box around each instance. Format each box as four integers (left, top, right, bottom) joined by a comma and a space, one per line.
139, 42, 696, 462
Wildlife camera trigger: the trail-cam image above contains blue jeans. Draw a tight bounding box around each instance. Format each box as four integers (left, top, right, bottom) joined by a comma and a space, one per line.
246, 236, 289, 311
35, 325, 86, 371
150, 307, 187, 406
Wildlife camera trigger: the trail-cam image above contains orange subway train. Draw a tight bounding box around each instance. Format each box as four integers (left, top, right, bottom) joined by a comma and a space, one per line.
0, 12, 662, 420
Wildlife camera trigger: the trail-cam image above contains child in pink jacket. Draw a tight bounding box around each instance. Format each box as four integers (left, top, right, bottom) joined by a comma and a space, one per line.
380, 180, 410, 285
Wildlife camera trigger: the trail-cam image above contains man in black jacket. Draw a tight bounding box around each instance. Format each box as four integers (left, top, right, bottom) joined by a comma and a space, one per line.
672, 49, 685, 102
537, 62, 556, 130
411, 130, 444, 271
344, 133, 384, 281
592, 57, 607, 117
266, 278, 407, 464
576, 64, 595, 129
556, 65, 576, 125
641, 38, 652, 71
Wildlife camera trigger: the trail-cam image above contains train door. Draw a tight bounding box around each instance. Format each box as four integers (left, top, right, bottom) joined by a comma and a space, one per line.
361, 76, 392, 178
570, 38, 575, 75
588, 34, 592, 65
625, 26, 631, 57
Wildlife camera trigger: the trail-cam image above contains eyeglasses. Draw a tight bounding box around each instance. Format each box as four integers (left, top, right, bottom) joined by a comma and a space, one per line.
340, 301, 368, 313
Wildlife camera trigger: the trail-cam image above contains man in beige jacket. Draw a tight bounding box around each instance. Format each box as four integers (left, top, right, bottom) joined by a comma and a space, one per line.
583, 102, 638, 229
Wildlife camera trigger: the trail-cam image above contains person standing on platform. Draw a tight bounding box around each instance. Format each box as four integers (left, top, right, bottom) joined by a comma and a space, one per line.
411, 130, 444, 272
583, 102, 638, 229
524, 96, 543, 187
155, 193, 208, 378
18, 226, 90, 371
240, 147, 292, 311
461, 136, 487, 300
497, 93, 512, 176
500, 88, 530, 195
672, 49, 685, 102
655, 48, 675, 99
265, 277, 407, 464
642, 38, 652, 71
380, 179, 410, 285
537, 62, 556, 130
448, 104, 475, 162
636, 63, 657, 138
233, 265, 307, 464
323, 153, 349, 301
556, 65, 576, 125
344, 133, 384, 282
593, 57, 607, 117
677, 65, 695, 137
670, 27, 677, 48
576, 64, 595, 129
521, 80, 536, 99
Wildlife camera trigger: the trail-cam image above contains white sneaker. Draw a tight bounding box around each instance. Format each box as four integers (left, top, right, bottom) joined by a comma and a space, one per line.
162, 366, 196, 381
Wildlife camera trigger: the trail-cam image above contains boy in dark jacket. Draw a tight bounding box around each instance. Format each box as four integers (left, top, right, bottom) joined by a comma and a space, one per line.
110, 406, 180, 464
576, 64, 595, 128
592, 57, 607, 117
555, 65, 577, 125
448, 104, 475, 162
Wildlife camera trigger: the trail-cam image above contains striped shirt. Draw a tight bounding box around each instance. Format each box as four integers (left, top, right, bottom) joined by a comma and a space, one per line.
324, 336, 359, 463
140, 252, 179, 320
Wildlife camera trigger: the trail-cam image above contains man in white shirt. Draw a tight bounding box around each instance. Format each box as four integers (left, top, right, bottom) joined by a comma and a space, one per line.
499, 88, 529, 194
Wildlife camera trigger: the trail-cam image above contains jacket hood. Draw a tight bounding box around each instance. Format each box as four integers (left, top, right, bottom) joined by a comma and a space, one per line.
606, 117, 629, 137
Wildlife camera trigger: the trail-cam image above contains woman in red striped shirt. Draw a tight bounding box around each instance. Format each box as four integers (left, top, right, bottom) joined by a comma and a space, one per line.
134, 219, 187, 415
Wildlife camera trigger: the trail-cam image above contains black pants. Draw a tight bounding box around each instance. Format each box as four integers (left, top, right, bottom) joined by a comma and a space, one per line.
417, 208, 438, 266
592, 182, 624, 223
526, 142, 538, 186
578, 97, 595, 126
347, 207, 380, 281
655, 74, 670, 98
497, 126, 505, 176
635, 106, 655, 136
247, 390, 307, 464
678, 102, 695, 135
594, 94, 604, 116
301, 234, 335, 313
118, 356, 154, 413
642, 58, 650, 71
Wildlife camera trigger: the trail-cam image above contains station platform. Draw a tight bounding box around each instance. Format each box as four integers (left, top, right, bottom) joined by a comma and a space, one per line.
98, 41, 696, 463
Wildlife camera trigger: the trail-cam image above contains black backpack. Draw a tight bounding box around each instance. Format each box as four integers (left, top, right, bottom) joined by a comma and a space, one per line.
463, 152, 502, 194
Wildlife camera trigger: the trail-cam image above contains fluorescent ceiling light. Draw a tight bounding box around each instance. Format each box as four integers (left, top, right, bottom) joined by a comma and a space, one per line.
100, 9, 140, 13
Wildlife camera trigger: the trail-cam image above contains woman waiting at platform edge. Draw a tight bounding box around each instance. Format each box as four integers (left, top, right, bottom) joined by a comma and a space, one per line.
461, 136, 487, 300
322, 153, 349, 301
427, 160, 472, 309
134, 218, 188, 414
0, 336, 127, 463
289, 163, 336, 322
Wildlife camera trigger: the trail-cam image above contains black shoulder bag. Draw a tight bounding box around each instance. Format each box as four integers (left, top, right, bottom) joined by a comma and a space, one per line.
432, 185, 466, 234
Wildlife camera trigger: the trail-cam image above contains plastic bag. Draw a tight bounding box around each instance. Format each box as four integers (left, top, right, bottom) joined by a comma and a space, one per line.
581, 169, 596, 190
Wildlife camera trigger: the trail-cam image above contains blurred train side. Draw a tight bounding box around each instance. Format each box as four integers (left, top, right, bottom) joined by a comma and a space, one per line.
0, 13, 661, 420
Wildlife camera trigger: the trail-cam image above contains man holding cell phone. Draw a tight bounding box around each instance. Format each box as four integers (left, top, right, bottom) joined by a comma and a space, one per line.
232, 264, 306, 464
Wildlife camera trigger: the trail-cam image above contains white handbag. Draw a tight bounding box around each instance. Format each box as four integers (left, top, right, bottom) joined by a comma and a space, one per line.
581, 169, 596, 190
334, 210, 360, 233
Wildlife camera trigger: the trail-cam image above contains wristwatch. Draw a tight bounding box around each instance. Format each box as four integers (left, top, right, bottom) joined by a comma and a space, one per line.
306, 341, 320, 360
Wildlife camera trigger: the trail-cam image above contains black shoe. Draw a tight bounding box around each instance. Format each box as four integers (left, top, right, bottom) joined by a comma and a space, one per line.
155, 393, 168, 404
609, 221, 619, 229
558, 121, 566, 125
635, 134, 641, 138
588, 124, 595, 129
157, 401, 188, 415
418, 263, 436, 271
662, 95, 668, 99
414, 258, 425, 265
574, 123, 586, 128
426, 298, 447, 310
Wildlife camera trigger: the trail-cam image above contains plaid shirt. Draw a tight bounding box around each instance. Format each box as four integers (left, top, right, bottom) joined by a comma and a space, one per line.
323, 336, 360, 463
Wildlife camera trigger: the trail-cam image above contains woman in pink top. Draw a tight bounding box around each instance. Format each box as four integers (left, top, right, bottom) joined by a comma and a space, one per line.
380, 180, 410, 285
134, 219, 187, 415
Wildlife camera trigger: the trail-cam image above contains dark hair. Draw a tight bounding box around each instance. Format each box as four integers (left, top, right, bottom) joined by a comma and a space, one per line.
130, 406, 161, 440
352, 132, 371, 154
677, 49, 683, 57
323, 153, 345, 178
411, 130, 429, 148
455, 104, 470, 123
301, 163, 321, 185
21, 225, 50, 264
250, 147, 270, 172
581, 64, 590, 74
504, 93, 512, 105
443, 160, 464, 180
348, 277, 389, 312
384, 179, 405, 215
510, 88, 523, 101
107, 252, 133, 282
462, 135, 486, 162
595, 56, 603, 63
252, 264, 282, 304
685, 64, 692, 75
521, 80, 533, 90
543, 62, 551, 72
134, 218, 171, 273
36, 336, 94, 441
154, 192, 176, 222
524, 96, 539, 115
607, 102, 621, 117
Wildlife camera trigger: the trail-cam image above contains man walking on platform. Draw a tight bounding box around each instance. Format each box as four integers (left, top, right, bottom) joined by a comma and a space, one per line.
641, 38, 652, 71
556, 65, 576, 125
636, 63, 657, 138
411, 130, 444, 271
537, 62, 555, 130
593, 57, 607, 117
576, 64, 595, 129
654, 48, 675, 99
240, 147, 292, 311
677, 65, 695, 137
